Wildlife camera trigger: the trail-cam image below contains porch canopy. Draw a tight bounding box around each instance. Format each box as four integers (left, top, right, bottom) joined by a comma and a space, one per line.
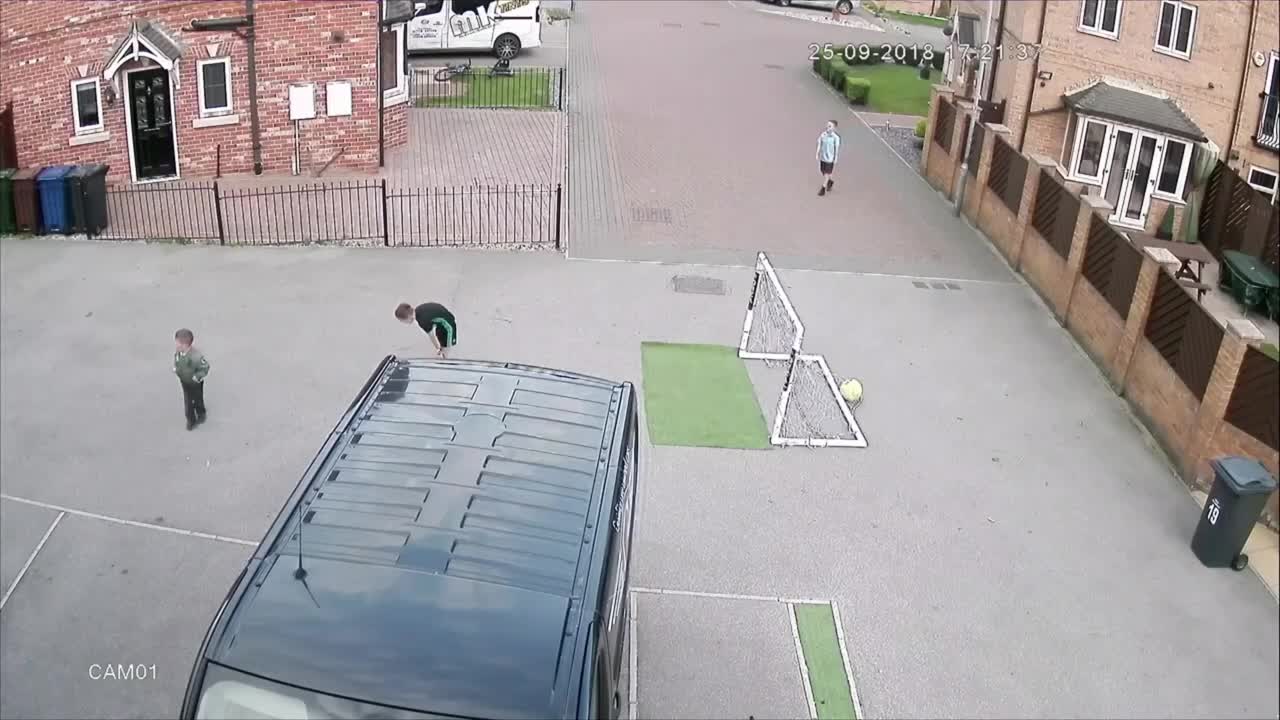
1064, 81, 1207, 143
102, 20, 183, 80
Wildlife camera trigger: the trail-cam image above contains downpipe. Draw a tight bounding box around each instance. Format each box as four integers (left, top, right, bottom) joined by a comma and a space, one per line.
953, 115, 973, 217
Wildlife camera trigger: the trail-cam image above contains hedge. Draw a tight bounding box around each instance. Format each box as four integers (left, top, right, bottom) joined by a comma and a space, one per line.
843, 77, 870, 105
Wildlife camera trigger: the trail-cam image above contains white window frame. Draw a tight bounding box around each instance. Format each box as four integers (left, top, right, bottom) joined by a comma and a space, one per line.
1260, 52, 1280, 142
381, 23, 408, 106
70, 78, 104, 135
1151, 136, 1192, 201
1153, 0, 1196, 60
1068, 116, 1113, 184
196, 57, 233, 116
1078, 0, 1122, 40
1247, 165, 1279, 203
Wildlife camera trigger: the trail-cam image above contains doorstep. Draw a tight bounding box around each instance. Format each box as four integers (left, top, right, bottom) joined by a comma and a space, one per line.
1191, 490, 1280, 601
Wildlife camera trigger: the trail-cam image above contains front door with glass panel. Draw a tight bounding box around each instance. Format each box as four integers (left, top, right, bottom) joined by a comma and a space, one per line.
1099, 126, 1161, 228
128, 68, 177, 180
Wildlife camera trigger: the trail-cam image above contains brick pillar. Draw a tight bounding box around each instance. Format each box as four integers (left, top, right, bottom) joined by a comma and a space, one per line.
1011, 156, 1054, 271
920, 85, 954, 175
1109, 247, 1163, 395
1054, 194, 1111, 325
969, 123, 1011, 223
1178, 318, 1266, 482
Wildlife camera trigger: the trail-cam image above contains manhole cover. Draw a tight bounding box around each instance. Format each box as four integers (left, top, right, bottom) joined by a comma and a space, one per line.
763, 63, 784, 70
701, 20, 721, 26
631, 207, 673, 224
661, 22, 683, 28
672, 275, 726, 295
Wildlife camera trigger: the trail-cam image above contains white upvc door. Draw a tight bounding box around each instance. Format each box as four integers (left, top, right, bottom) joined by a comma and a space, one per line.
1099, 124, 1163, 228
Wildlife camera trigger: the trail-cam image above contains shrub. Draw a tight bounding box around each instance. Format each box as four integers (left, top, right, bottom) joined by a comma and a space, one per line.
845, 46, 883, 65
931, 52, 945, 71
843, 77, 871, 105
813, 55, 829, 76
827, 59, 850, 89
914, 119, 927, 138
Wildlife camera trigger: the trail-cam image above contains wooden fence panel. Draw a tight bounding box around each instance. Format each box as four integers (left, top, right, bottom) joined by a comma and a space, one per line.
1081, 215, 1142, 320
933, 99, 954, 153
1144, 271, 1224, 401
1226, 346, 1280, 450
1031, 170, 1076, 258
1196, 161, 1280, 274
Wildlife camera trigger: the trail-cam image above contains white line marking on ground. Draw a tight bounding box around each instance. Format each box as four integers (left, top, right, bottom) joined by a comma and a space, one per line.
830, 600, 865, 720
788, 602, 820, 720
565, 256, 1017, 285
0, 494, 257, 547
630, 585, 831, 605
628, 589, 639, 720
0, 511, 63, 612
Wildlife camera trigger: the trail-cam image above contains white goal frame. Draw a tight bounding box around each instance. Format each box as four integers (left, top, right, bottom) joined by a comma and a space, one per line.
771, 352, 868, 449
739, 251, 804, 362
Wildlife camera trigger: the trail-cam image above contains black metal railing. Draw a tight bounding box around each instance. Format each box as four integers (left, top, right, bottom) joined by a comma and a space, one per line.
1256, 92, 1279, 151
96, 180, 562, 249
408, 66, 563, 110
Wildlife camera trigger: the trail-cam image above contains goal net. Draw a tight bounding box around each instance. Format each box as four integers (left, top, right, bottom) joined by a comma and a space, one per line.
738, 251, 868, 449
772, 353, 867, 448
739, 252, 804, 365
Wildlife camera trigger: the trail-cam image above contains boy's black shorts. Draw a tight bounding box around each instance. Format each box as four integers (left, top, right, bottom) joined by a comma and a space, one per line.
819, 161, 834, 174
433, 325, 457, 348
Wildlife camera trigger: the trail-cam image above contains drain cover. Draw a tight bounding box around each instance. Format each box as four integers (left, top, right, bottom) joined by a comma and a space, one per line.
946, 282, 962, 290
912, 281, 929, 289
631, 207, 673, 224
701, 20, 721, 26
661, 21, 683, 27
763, 63, 784, 70
672, 275, 726, 295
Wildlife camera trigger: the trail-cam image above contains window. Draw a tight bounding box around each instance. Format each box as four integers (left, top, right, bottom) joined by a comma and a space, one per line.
1247, 166, 1278, 202
414, 0, 444, 16
1071, 118, 1111, 182
955, 14, 979, 48
1153, 137, 1191, 199
197, 58, 232, 116
71, 78, 103, 134
1154, 0, 1195, 58
1079, 0, 1122, 39
1259, 53, 1279, 148
380, 24, 407, 102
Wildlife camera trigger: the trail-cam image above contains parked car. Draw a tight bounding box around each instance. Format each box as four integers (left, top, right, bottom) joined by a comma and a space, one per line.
181, 356, 640, 720
762, 0, 857, 15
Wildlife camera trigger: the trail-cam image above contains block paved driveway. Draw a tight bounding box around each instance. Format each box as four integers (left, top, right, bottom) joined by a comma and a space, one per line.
563, 0, 999, 279
2, 238, 1277, 719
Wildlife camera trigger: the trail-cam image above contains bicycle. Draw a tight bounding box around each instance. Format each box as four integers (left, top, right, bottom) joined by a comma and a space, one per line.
433, 58, 472, 82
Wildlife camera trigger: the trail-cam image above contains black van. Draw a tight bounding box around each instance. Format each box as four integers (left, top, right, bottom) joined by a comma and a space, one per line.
181, 356, 638, 720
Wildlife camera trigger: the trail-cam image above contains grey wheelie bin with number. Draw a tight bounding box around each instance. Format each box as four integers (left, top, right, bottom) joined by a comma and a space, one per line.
1191, 456, 1278, 571
68, 164, 110, 235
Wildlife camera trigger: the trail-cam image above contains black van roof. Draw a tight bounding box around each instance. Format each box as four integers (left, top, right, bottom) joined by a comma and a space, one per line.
207, 357, 634, 720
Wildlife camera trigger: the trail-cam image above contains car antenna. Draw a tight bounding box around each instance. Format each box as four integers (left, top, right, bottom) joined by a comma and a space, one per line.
294, 500, 309, 580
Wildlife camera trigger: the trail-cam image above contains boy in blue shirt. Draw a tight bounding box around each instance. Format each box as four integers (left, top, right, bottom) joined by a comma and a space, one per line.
816, 120, 841, 196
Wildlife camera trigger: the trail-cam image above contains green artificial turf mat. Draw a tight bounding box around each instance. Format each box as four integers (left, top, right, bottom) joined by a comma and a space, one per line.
794, 603, 859, 720
639, 342, 770, 449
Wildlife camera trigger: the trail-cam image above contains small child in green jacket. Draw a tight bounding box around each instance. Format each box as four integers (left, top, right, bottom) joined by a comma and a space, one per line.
173, 328, 211, 431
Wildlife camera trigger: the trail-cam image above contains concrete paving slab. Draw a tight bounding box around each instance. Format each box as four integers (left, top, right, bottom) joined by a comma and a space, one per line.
634, 591, 809, 720
0, 515, 249, 720
0, 499, 59, 599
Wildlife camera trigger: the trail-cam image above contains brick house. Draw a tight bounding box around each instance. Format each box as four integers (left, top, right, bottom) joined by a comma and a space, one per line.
0, 0, 415, 182
938, 0, 1279, 236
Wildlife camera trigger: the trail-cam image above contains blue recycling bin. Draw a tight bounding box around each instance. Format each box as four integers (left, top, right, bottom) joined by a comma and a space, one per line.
36, 165, 75, 234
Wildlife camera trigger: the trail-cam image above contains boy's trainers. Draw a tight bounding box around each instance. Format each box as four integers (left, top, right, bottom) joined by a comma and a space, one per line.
818, 186, 827, 196
826, 179, 834, 191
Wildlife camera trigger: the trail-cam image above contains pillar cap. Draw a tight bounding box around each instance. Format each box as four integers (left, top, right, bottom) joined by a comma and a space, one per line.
1227, 318, 1265, 342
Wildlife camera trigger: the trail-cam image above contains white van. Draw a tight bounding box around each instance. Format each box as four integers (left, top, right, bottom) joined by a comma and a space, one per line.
407, 0, 542, 59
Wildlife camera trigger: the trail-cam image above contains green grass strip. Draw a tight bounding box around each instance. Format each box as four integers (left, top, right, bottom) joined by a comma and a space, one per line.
418, 72, 552, 108
640, 342, 770, 449
794, 603, 858, 720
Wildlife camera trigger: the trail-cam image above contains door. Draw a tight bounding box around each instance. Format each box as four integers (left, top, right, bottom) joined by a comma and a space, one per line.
407, 0, 447, 51
1099, 127, 1160, 228
447, 0, 498, 49
127, 68, 177, 180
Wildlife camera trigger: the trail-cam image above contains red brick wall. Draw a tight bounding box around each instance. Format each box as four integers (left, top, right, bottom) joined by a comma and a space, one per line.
0, 0, 401, 182
1064, 278, 1124, 373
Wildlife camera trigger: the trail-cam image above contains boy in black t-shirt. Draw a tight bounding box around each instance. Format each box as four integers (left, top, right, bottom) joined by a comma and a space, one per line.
395, 302, 457, 358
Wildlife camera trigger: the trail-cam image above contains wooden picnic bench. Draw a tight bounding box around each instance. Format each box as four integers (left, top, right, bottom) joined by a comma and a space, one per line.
1135, 237, 1216, 301
1220, 249, 1280, 319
